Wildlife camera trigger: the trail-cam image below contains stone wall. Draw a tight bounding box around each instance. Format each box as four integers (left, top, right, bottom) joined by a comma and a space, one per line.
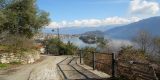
0, 50, 40, 64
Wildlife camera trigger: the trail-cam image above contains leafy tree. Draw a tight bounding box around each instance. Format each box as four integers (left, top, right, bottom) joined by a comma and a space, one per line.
0, 0, 50, 38
45, 38, 61, 55
0, 10, 6, 26
96, 37, 108, 51
81, 47, 96, 57
44, 38, 77, 55
64, 41, 78, 55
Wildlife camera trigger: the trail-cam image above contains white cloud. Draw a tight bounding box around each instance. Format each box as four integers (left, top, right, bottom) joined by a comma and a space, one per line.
47, 17, 141, 28
130, 0, 160, 15
109, 39, 134, 52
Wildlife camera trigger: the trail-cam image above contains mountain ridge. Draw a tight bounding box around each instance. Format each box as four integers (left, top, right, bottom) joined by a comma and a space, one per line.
42, 25, 118, 34
104, 16, 160, 40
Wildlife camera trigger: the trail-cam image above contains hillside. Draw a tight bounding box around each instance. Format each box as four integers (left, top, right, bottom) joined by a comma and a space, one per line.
43, 26, 117, 34
104, 16, 160, 40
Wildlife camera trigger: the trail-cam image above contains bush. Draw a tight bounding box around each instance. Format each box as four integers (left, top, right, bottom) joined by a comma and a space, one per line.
0, 34, 35, 54
44, 38, 78, 55
10, 61, 21, 65
118, 46, 148, 62
64, 41, 78, 55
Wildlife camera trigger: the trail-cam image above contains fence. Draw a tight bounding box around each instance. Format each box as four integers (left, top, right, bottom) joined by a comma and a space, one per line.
116, 60, 159, 80
78, 50, 159, 80
78, 50, 116, 77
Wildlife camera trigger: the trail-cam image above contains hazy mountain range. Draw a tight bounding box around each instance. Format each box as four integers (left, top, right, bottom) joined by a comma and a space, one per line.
43, 16, 160, 40
42, 26, 117, 34
104, 16, 160, 40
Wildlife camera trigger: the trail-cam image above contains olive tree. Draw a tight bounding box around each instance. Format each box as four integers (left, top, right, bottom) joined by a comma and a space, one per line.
0, 0, 50, 38
0, 0, 50, 53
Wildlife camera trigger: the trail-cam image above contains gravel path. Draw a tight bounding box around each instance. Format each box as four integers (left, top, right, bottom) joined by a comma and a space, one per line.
0, 55, 66, 80
0, 55, 110, 80
58, 56, 105, 80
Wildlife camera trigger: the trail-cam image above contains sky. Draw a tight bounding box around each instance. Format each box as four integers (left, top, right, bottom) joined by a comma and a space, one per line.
37, 0, 160, 28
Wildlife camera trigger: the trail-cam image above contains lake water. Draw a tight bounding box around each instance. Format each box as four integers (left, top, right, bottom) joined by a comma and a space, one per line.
61, 37, 97, 48
61, 36, 134, 52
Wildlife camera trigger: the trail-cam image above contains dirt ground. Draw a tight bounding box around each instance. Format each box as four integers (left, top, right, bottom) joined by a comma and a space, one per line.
0, 55, 66, 80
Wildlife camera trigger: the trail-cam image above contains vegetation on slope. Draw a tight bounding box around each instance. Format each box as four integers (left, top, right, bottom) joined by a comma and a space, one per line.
0, 0, 50, 53
43, 38, 78, 55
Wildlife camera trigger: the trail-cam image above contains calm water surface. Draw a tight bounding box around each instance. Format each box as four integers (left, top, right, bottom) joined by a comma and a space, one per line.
61, 37, 97, 48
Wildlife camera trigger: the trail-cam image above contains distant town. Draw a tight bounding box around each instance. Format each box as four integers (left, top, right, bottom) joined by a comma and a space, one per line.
34, 33, 80, 40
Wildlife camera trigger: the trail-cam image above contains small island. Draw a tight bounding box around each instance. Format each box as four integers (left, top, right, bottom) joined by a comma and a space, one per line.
79, 30, 104, 44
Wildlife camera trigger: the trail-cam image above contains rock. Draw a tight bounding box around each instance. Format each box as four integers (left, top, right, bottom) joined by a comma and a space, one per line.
1, 57, 9, 63
28, 58, 34, 64
0, 50, 40, 64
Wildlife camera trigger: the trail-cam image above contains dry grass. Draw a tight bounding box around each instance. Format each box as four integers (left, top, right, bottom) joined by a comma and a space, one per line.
83, 51, 159, 80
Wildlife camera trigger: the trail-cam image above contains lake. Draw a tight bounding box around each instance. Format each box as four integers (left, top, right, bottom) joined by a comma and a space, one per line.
61, 37, 97, 48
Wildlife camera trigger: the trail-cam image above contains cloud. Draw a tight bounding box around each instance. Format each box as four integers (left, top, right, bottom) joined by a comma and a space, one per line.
108, 39, 134, 52
130, 0, 160, 15
47, 17, 141, 28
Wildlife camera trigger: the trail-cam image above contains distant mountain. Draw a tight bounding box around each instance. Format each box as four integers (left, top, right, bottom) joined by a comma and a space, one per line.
42, 25, 118, 34
104, 16, 160, 40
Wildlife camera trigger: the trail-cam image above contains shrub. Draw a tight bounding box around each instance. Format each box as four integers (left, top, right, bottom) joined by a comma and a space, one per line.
44, 38, 78, 55
64, 41, 78, 55
118, 46, 148, 62
10, 61, 21, 65
0, 34, 35, 54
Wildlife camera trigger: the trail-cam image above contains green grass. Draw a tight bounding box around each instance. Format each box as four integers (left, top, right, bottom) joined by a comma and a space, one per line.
0, 62, 21, 69
10, 61, 21, 65
0, 63, 8, 69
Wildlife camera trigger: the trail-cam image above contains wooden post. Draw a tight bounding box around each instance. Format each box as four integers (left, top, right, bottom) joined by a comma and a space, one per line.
93, 51, 96, 70
80, 50, 82, 64
112, 53, 116, 78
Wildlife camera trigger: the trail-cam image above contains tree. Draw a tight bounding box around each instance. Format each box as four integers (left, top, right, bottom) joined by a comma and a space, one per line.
45, 38, 61, 55
65, 41, 78, 55
96, 37, 106, 48
0, 0, 50, 38
45, 38, 78, 55
133, 30, 153, 53
153, 37, 160, 56
0, 10, 6, 26
96, 37, 109, 52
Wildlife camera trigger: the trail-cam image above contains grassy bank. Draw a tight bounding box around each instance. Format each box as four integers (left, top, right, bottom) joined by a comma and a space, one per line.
0, 61, 22, 70
0, 63, 8, 69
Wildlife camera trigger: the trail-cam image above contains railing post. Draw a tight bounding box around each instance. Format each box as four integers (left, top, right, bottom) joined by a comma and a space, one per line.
112, 53, 116, 78
93, 51, 96, 70
80, 50, 82, 64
